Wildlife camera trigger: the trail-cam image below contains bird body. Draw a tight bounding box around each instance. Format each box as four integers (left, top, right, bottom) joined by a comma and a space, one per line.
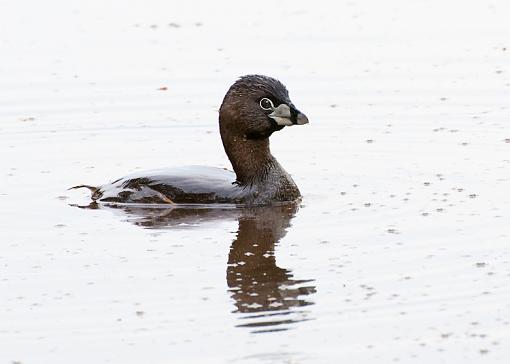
75, 75, 308, 206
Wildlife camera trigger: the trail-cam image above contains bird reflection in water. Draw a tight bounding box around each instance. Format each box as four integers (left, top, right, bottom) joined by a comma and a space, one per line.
75, 201, 316, 333
227, 203, 316, 333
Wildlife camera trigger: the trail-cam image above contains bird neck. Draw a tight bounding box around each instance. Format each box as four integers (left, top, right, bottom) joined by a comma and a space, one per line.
221, 133, 278, 185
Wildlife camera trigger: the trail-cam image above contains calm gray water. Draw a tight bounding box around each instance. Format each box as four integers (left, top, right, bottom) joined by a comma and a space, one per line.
1, 1, 510, 363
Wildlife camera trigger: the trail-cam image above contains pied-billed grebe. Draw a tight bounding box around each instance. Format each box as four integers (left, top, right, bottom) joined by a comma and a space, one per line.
73, 75, 309, 206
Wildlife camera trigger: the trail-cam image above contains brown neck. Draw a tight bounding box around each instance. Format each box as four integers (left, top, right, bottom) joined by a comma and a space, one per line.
221, 132, 276, 185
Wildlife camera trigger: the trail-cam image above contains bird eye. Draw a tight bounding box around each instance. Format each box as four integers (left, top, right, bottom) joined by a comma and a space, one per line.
259, 98, 274, 110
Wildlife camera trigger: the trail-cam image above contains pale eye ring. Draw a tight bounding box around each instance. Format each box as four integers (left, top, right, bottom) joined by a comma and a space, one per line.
259, 98, 274, 110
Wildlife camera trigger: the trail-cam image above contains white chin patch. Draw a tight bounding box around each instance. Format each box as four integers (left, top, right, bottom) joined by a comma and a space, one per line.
271, 117, 293, 126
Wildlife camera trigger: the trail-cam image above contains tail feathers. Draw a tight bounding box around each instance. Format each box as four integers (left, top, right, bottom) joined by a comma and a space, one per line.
69, 185, 102, 200
68, 185, 98, 193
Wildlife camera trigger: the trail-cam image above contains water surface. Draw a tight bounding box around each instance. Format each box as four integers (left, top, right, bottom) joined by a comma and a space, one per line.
1, 0, 510, 363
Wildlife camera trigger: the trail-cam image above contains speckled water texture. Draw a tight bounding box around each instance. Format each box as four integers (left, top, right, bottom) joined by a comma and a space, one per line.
1, 0, 510, 363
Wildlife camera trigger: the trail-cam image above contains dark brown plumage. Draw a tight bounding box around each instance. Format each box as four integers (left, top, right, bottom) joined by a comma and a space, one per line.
72, 75, 309, 206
